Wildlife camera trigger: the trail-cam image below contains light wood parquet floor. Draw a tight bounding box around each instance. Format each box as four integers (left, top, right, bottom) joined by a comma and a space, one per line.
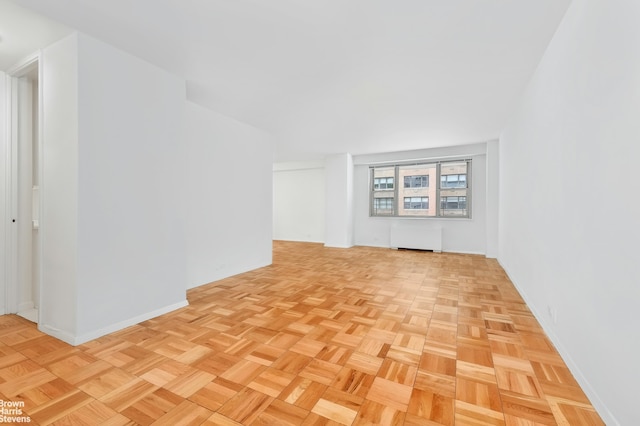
0, 241, 603, 425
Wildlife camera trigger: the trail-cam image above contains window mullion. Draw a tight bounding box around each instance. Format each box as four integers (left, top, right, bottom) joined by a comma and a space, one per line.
436, 163, 441, 217
394, 165, 399, 216
369, 168, 374, 216
466, 160, 472, 218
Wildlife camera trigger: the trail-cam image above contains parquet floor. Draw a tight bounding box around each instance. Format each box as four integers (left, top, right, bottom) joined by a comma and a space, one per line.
0, 241, 603, 425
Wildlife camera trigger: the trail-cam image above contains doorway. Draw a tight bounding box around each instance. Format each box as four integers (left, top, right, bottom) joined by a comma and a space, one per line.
6, 56, 41, 323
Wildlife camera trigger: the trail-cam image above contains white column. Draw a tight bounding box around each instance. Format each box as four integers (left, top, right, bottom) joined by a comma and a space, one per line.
324, 153, 354, 248
485, 139, 499, 258
40, 33, 79, 342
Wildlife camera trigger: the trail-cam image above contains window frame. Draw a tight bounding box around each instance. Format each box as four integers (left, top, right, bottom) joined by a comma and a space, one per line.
369, 159, 472, 219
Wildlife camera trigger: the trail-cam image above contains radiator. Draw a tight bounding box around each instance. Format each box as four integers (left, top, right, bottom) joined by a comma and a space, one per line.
389, 222, 442, 252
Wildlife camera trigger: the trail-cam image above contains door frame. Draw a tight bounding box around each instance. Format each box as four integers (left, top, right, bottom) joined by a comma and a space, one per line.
3, 52, 42, 318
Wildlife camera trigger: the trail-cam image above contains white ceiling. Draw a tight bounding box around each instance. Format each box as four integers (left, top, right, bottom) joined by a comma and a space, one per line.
2, 0, 572, 161
0, 0, 71, 70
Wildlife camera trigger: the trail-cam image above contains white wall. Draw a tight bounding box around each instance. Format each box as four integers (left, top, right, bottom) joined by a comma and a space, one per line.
185, 101, 273, 289
38, 33, 189, 344
273, 162, 325, 243
40, 34, 79, 339
17, 76, 35, 313
499, 1, 640, 424
10, 30, 275, 344
74, 33, 188, 341
353, 143, 490, 254
0, 70, 7, 314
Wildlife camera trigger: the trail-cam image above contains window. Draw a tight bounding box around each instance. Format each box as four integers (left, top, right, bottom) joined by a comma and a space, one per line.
374, 198, 394, 209
369, 160, 470, 218
441, 196, 466, 210
404, 175, 428, 188
441, 174, 466, 188
404, 197, 429, 209
373, 197, 394, 215
373, 177, 394, 190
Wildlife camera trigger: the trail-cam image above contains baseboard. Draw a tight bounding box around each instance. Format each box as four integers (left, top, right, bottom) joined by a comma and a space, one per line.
18, 301, 35, 312
187, 261, 272, 290
352, 238, 487, 255
442, 249, 485, 256
40, 300, 189, 346
273, 237, 325, 244
498, 260, 619, 426
323, 244, 354, 249
17, 307, 38, 323
38, 324, 78, 346
353, 241, 388, 249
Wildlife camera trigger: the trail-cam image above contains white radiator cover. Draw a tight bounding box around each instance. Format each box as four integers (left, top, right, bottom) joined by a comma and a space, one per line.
389, 222, 442, 252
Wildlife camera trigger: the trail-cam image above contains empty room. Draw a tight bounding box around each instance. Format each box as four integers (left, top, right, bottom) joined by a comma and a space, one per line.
0, 0, 637, 425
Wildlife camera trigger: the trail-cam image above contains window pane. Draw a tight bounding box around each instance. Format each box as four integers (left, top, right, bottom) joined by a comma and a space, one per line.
374, 197, 394, 215
403, 196, 429, 209
404, 197, 429, 210
440, 162, 468, 189
440, 195, 468, 216
396, 164, 435, 217
441, 174, 467, 188
404, 175, 429, 188
374, 173, 394, 190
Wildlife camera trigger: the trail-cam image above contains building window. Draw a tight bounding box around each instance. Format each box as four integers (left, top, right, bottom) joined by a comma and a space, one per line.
404, 197, 429, 209
373, 177, 394, 190
369, 160, 471, 218
373, 197, 394, 215
441, 196, 467, 210
441, 174, 466, 188
404, 175, 428, 188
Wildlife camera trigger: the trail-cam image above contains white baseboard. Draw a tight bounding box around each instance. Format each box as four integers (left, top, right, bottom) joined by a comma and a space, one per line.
38, 324, 78, 346
39, 300, 189, 346
17, 307, 38, 323
498, 261, 619, 426
273, 238, 324, 244
18, 301, 35, 312
443, 249, 485, 256
323, 243, 354, 249
187, 261, 272, 290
